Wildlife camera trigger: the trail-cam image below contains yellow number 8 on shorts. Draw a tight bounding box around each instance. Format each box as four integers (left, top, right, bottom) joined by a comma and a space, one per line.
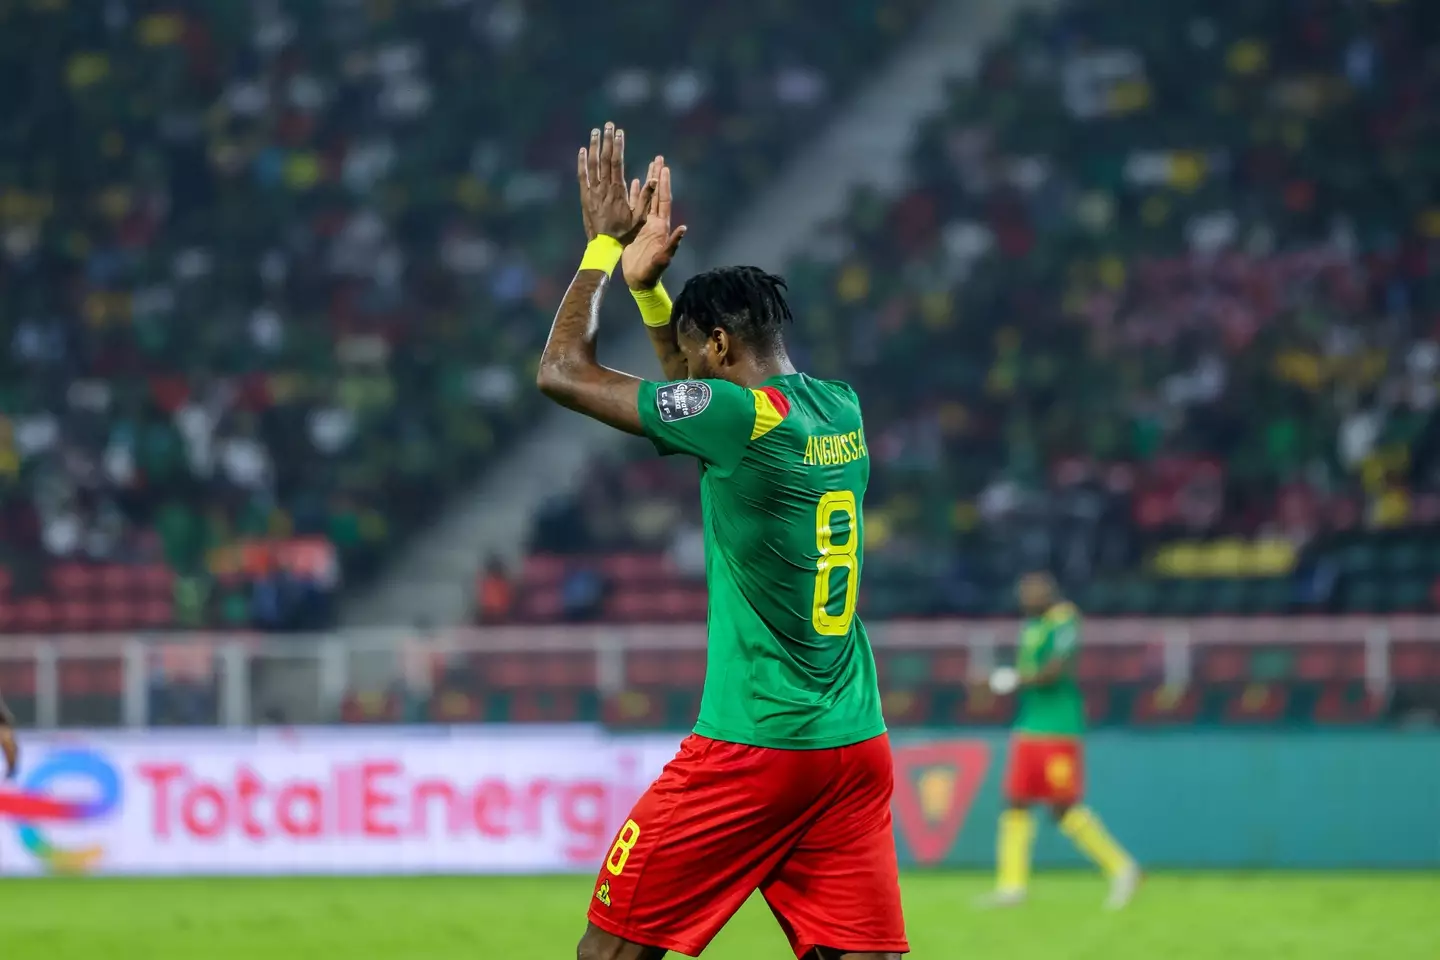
605, 819, 642, 876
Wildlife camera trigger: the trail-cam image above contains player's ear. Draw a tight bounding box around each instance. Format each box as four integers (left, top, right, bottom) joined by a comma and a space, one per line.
711, 326, 731, 365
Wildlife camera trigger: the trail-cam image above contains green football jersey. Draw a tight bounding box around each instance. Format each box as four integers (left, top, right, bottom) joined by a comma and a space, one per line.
1015, 603, 1085, 737
636, 373, 886, 750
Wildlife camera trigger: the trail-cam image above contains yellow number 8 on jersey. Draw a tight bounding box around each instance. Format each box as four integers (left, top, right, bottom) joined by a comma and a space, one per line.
604, 819, 641, 876
812, 490, 859, 636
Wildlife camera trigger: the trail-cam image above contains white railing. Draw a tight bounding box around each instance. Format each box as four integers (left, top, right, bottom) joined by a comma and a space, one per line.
0, 616, 1435, 728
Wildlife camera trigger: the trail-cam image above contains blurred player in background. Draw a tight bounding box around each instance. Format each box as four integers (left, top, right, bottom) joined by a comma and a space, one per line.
0, 691, 18, 778
981, 571, 1139, 909
539, 122, 906, 960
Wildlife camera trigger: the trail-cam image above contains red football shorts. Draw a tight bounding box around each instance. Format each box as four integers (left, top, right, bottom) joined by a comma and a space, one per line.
1004, 735, 1084, 806
587, 732, 908, 958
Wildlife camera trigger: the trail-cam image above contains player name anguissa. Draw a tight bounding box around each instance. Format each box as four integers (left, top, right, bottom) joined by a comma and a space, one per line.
803, 431, 868, 466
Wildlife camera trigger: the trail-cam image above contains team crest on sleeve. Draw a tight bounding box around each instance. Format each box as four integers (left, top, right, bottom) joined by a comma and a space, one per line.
655, 381, 712, 422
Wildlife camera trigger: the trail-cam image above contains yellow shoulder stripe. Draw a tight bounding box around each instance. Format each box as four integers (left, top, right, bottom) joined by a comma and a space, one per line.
1045, 602, 1078, 623
750, 389, 785, 441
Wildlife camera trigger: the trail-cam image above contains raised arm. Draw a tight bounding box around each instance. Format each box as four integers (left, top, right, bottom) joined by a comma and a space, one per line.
620, 162, 688, 381
536, 123, 655, 435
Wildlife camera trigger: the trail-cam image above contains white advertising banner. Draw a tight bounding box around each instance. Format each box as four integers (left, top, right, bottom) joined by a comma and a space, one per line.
0, 727, 682, 876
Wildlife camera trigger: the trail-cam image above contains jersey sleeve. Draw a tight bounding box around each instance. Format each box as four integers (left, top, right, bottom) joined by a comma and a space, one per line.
1047, 605, 1081, 659
637, 379, 761, 471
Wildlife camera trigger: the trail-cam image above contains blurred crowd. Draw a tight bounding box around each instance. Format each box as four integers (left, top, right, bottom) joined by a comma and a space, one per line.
0, 0, 928, 629
521, 0, 1440, 621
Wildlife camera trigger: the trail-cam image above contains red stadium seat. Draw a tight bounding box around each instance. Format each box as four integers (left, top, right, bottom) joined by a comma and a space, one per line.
139, 565, 175, 599
51, 563, 97, 596
1392, 642, 1440, 681
98, 601, 139, 630
1313, 683, 1384, 725
1198, 647, 1249, 683
139, 599, 175, 628
16, 599, 57, 633
517, 587, 564, 623
521, 554, 568, 588
98, 564, 137, 596
624, 652, 668, 686
931, 650, 970, 683
57, 602, 98, 632
0, 660, 35, 696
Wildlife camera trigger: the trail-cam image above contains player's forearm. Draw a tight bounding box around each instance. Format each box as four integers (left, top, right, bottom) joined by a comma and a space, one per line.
644, 324, 688, 381
538, 267, 646, 436
0, 690, 14, 726
629, 281, 687, 381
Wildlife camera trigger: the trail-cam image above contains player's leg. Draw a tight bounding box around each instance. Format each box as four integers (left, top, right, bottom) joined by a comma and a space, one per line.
762, 734, 909, 959
806, 950, 902, 960
978, 736, 1037, 906
582, 734, 820, 957
1047, 740, 1139, 909
576, 923, 666, 960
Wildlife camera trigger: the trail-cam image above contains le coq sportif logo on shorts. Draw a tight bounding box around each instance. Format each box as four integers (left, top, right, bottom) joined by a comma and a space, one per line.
0, 748, 122, 874
656, 381, 711, 422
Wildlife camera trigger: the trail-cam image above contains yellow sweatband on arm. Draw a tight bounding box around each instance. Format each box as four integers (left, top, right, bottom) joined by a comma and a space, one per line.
631, 281, 673, 328
578, 235, 624, 276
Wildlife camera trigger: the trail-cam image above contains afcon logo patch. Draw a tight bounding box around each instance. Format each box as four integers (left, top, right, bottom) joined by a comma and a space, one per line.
595, 880, 612, 907
892, 741, 991, 865
655, 381, 712, 422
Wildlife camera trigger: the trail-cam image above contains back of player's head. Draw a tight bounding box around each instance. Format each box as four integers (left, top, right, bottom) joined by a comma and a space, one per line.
673, 266, 793, 353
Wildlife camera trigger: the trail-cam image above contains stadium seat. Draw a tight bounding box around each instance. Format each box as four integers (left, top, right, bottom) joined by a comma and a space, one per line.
1243, 540, 1299, 577
1311, 683, 1385, 725
1153, 542, 1205, 578
1130, 686, 1201, 726
881, 688, 934, 726
1221, 683, 1290, 725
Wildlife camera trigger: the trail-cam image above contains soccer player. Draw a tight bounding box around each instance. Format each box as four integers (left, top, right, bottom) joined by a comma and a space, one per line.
0, 690, 18, 778
981, 571, 1139, 909
538, 122, 907, 960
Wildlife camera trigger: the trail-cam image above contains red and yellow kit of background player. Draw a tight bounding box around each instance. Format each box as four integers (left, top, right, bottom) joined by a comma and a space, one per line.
987, 580, 1140, 909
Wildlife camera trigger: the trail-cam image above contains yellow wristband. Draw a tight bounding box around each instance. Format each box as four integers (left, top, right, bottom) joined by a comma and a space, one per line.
578, 235, 623, 276
631, 281, 673, 328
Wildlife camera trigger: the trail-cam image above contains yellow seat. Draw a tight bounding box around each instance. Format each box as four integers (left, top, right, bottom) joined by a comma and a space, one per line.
1200, 538, 1247, 577
1153, 541, 1204, 578
1245, 539, 1297, 576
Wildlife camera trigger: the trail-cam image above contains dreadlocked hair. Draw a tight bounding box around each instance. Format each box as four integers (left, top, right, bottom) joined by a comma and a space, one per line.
672, 266, 794, 351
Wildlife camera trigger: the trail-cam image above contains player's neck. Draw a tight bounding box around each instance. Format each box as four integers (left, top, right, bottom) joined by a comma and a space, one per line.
731, 353, 796, 388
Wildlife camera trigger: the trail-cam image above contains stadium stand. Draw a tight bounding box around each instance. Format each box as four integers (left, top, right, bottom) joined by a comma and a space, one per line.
521, 0, 1440, 623
0, 0, 930, 632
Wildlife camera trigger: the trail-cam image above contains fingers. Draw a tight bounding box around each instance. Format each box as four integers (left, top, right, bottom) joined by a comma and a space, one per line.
657, 163, 671, 220
608, 123, 624, 186
635, 177, 659, 219
588, 127, 602, 186
665, 225, 687, 255
577, 147, 589, 189
628, 178, 641, 210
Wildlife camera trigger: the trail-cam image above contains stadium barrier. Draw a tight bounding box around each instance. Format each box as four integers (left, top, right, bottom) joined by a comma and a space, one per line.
1, 726, 1434, 875
0, 616, 1432, 726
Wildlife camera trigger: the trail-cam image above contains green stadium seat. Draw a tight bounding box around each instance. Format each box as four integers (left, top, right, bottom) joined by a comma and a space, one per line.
1119, 579, 1161, 616
1249, 578, 1293, 614
1207, 578, 1247, 614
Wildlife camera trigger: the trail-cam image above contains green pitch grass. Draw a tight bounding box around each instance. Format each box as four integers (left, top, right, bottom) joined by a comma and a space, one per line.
1, 872, 1433, 959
